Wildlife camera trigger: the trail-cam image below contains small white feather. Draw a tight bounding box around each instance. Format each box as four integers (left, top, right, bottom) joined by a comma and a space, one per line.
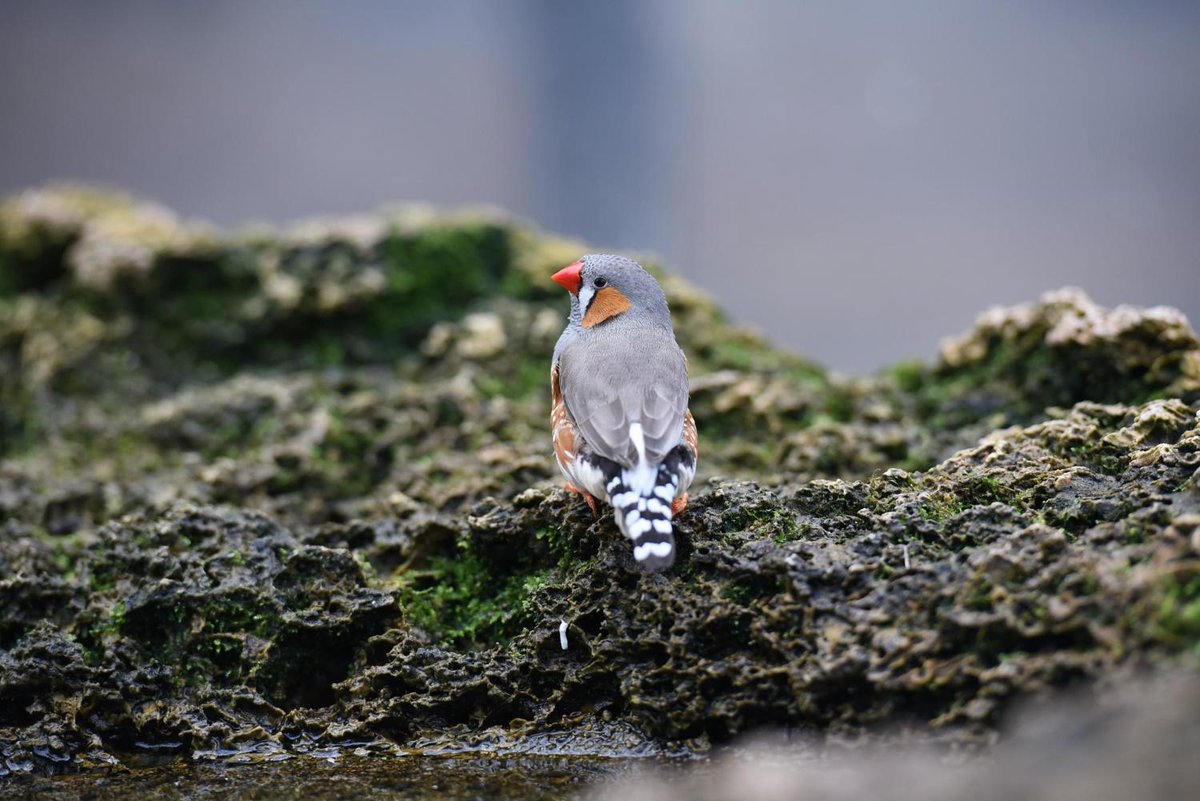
578, 284, 596, 319
634, 541, 674, 561
612, 490, 639, 508
628, 422, 646, 461
626, 423, 656, 494
645, 498, 669, 515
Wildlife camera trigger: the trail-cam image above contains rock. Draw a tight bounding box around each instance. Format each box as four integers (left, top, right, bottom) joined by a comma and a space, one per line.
935, 287, 1200, 415
1, 186, 1199, 775
0, 185, 216, 291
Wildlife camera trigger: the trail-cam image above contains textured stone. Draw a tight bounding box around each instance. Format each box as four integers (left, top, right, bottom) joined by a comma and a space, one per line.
1, 187, 1199, 776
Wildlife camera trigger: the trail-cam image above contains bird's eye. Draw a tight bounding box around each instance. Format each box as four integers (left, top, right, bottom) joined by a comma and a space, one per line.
594, 277, 607, 288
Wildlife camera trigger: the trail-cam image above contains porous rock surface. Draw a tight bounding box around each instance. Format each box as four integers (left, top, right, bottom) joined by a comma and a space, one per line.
1, 186, 1199, 776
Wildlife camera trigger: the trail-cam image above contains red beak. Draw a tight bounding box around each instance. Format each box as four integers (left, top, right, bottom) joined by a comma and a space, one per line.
551, 261, 583, 294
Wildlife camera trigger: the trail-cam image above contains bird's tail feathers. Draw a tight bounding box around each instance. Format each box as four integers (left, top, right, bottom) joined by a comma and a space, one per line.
606, 449, 692, 572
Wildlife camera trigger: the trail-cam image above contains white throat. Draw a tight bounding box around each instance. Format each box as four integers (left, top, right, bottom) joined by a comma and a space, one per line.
577, 284, 596, 320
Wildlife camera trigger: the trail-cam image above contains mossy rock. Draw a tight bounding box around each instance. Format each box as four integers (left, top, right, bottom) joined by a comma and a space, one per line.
2, 186, 1200, 775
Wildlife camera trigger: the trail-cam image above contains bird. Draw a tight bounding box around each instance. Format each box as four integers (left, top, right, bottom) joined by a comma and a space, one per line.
549, 255, 698, 571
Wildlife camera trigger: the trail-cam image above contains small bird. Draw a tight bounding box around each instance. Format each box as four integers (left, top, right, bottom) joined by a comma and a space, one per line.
550, 255, 698, 571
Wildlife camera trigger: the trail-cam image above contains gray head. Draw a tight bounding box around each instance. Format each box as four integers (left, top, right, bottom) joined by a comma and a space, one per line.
551, 254, 671, 331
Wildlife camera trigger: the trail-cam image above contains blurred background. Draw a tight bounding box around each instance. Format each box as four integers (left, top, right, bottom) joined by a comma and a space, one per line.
1, 0, 1196, 373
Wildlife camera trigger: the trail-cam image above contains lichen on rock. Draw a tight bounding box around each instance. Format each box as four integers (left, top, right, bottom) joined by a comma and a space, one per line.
1, 186, 1199, 776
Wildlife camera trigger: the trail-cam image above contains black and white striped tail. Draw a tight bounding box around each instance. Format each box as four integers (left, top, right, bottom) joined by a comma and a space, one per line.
605, 445, 694, 572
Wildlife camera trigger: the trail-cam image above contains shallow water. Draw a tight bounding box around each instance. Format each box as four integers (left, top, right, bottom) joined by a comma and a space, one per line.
0, 755, 650, 801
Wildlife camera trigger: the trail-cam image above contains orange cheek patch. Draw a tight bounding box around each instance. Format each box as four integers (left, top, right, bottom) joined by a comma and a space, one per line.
582, 287, 631, 328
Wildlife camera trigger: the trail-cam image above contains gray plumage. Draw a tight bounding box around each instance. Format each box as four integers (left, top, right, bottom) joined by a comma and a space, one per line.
551, 254, 695, 571
554, 256, 688, 469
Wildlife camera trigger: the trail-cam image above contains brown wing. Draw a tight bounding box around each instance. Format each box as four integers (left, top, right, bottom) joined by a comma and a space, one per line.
682, 408, 698, 459
551, 362, 579, 470
680, 353, 697, 461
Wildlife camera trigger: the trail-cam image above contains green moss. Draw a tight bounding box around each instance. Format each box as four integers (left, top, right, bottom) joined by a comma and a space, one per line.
1066, 444, 1129, 476
0, 248, 12, 296
87, 562, 118, 593
309, 333, 346, 367
534, 524, 574, 561
718, 496, 801, 543
917, 493, 967, 523
11, 219, 521, 402
720, 578, 777, 606
955, 473, 1020, 508
394, 552, 550, 647
0, 405, 38, 458
0, 221, 72, 295
1151, 576, 1200, 657
963, 578, 994, 611
41, 530, 90, 580
0, 329, 39, 456
886, 360, 927, 393
89, 252, 259, 362
102, 601, 127, 637
94, 592, 283, 688
705, 340, 762, 372
477, 354, 547, 401
313, 408, 380, 498
196, 596, 278, 638
366, 223, 511, 343
186, 632, 247, 685
823, 387, 856, 424
697, 335, 826, 386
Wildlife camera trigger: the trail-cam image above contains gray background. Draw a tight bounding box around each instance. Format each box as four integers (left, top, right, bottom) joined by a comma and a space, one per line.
1, 0, 1197, 373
